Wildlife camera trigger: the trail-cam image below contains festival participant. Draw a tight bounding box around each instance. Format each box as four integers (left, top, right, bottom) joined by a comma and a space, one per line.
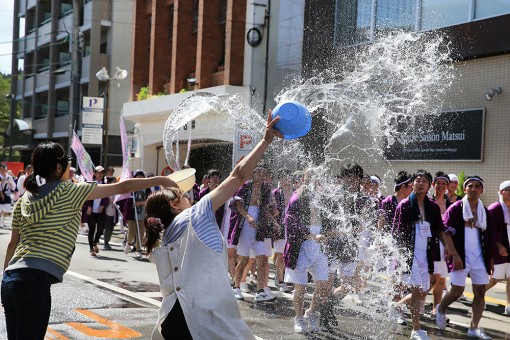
0, 164, 16, 228
379, 171, 412, 231
447, 174, 462, 203
103, 176, 118, 250
229, 164, 275, 302
486, 180, 510, 315
271, 168, 294, 292
370, 175, 384, 203
16, 165, 32, 198
392, 170, 461, 340
331, 164, 373, 305
86, 166, 108, 256
428, 171, 453, 316
122, 169, 152, 259
1, 141, 177, 340
284, 168, 330, 333
436, 176, 492, 340
142, 111, 281, 340
199, 169, 225, 228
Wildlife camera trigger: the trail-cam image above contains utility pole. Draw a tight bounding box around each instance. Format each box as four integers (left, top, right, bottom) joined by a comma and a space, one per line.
68, 0, 82, 156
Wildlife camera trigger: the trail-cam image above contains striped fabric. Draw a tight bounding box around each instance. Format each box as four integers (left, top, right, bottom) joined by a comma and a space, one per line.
162, 195, 224, 253
10, 181, 96, 274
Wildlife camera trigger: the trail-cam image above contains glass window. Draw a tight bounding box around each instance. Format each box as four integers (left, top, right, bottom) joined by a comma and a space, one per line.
375, 0, 415, 34
335, 0, 373, 46
421, 0, 470, 31
474, 0, 510, 19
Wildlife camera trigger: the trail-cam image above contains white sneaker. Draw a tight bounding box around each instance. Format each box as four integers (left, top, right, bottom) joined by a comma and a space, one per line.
278, 282, 291, 293
254, 291, 276, 302
263, 287, 275, 298
435, 304, 447, 330
467, 328, 492, 339
240, 282, 250, 293
294, 316, 307, 333
410, 329, 431, 340
505, 305, 510, 315
135, 251, 143, 259
304, 309, 319, 332
233, 287, 245, 300
123, 243, 131, 254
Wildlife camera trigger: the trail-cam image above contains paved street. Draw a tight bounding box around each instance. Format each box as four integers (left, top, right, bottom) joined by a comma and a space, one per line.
1, 218, 510, 339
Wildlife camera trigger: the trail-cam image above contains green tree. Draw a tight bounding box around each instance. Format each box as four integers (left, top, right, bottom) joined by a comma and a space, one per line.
0, 73, 12, 152
0, 73, 22, 160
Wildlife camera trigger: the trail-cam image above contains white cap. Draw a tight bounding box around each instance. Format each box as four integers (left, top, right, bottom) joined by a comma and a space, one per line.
95, 165, 105, 172
70, 167, 76, 172
499, 180, 510, 191
448, 174, 459, 183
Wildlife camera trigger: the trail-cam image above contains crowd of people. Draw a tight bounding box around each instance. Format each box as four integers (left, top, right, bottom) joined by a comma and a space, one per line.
1, 117, 508, 339
175, 162, 505, 340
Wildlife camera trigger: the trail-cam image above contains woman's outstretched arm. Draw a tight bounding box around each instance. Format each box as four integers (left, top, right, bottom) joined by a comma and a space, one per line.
209, 111, 282, 212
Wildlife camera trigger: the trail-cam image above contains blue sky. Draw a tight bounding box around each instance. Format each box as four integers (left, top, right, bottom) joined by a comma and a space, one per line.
0, 0, 14, 74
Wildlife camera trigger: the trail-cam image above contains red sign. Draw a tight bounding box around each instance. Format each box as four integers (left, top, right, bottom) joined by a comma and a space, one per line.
3, 162, 24, 177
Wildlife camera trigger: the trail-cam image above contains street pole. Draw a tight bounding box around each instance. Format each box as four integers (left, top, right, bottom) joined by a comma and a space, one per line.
103, 80, 109, 166
9, 0, 20, 161
68, 0, 81, 156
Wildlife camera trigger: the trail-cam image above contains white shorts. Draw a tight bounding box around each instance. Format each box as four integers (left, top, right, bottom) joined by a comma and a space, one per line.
285, 239, 329, 285
450, 251, 489, 286
0, 204, 11, 213
274, 239, 286, 253
433, 260, 448, 278
357, 229, 372, 262
236, 207, 269, 257
493, 263, 510, 280
402, 250, 430, 292
329, 258, 356, 278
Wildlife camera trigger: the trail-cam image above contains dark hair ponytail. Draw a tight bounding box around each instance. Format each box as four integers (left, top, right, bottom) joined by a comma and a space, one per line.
24, 173, 39, 194
25, 141, 67, 194
144, 187, 182, 254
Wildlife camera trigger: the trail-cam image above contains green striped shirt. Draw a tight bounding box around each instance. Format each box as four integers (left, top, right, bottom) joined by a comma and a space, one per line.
7, 181, 96, 282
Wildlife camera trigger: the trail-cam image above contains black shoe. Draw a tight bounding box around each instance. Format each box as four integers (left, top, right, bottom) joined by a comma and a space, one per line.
103, 244, 112, 250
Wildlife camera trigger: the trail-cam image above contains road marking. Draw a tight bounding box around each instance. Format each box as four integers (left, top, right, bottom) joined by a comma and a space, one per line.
66, 309, 142, 338
463, 291, 507, 307
45, 327, 69, 339
66, 270, 162, 307
66, 270, 265, 339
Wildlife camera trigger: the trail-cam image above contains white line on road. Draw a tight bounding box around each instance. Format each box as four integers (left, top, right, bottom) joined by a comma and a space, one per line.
66, 270, 265, 340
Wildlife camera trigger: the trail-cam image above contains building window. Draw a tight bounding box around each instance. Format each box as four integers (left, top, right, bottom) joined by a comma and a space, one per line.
169, 6, 174, 40
335, 0, 502, 46
193, 0, 199, 33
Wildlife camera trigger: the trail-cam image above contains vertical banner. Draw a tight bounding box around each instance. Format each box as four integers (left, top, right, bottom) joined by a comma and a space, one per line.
115, 116, 132, 203
71, 132, 95, 181
119, 116, 131, 182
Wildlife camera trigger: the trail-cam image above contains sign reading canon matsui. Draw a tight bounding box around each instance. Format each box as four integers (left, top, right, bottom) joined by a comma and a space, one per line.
384, 109, 485, 161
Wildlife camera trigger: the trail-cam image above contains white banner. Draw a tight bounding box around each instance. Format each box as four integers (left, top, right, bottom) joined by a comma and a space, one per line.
71, 132, 95, 181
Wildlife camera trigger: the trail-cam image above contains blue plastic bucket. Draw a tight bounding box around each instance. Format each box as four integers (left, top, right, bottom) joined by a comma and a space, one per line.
271, 101, 312, 139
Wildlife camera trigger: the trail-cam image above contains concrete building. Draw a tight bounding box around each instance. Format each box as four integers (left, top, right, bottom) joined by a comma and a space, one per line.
123, 0, 306, 179
9, 0, 133, 166
302, 0, 510, 202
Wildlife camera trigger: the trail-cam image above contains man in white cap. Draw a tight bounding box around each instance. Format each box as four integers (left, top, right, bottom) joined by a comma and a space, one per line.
0, 164, 16, 228
447, 174, 462, 203
436, 176, 492, 339
486, 180, 510, 315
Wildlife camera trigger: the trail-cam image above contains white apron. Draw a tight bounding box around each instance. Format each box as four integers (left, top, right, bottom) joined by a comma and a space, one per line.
149, 215, 255, 340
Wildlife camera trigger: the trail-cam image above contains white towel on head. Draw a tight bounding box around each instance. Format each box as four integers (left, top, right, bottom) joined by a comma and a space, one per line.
462, 195, 486, 231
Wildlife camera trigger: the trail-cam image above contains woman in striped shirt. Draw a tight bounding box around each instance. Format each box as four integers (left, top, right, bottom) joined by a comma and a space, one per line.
1, 141, 177, 340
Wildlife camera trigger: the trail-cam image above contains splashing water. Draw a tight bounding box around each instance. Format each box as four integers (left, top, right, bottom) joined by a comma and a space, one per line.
163, 31, 454, 338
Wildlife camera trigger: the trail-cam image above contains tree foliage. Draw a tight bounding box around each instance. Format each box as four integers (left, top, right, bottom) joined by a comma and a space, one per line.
0, 73, 12, 149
